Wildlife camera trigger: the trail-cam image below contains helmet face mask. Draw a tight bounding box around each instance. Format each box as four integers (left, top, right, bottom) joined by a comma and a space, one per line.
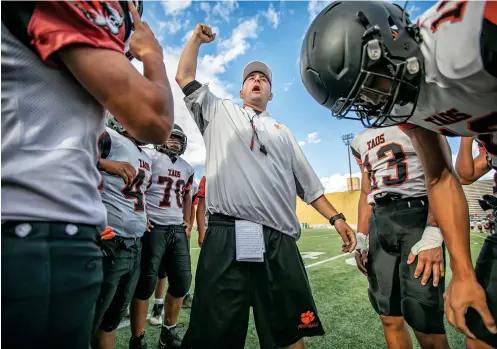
300, 1, 424, 128
155, 125, 187, 157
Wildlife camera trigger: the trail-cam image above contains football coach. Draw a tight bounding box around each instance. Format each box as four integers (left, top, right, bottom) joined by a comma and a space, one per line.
175, 24, 357, 349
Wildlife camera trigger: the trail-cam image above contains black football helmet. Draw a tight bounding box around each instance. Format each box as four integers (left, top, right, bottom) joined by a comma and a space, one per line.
156, 124, 187, 157
120, 0, 144, 61
300, 1, 424, 128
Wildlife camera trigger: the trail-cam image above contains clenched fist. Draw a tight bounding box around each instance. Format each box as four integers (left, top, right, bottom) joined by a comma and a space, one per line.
192, 24, 216, 44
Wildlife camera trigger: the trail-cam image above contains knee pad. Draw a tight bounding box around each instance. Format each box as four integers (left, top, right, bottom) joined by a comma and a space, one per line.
134, 274, 157, 301
401, 297, 445, 334
167, 271, 192, 298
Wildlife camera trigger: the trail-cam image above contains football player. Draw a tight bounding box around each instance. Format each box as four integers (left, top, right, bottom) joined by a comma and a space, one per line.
300, 1, 497, 347
1, 2, 173, 348
352, 126, 449, 349
129, 125, 194, 349
91, 114, 152, 349
150, 178, 198, 322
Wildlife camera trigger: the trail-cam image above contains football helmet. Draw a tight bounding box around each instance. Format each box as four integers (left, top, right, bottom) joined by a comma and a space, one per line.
120, 0, 144, 61
105, 111, 145, 145
156, 124, 187, 157
300, 1, 423, 128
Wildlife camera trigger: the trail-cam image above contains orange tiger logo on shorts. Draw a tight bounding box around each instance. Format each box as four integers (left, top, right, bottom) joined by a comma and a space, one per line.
298, 310, 319, 329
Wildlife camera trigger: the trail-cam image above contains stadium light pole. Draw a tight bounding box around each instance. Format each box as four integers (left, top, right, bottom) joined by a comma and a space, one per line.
342, 133, 355, 191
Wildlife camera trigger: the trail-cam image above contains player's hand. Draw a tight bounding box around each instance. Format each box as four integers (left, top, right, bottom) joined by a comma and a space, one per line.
408, 247, 444, 287
408, 225, 444, 286
100, 159, 136, 186
198, 231, 205, 247
334, 219, 357, 253
354, 232, 369, 276
183, 221, 191, 239
145, 219, 154, 233
444, 275, 497, 339
192, 24, 216, 44
127, 0, 163, 61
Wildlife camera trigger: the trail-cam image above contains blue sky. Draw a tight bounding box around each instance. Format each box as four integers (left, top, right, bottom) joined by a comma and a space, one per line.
133, 0, 490, 191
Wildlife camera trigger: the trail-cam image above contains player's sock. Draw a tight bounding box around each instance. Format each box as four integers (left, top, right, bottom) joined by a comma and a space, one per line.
154, 298, 164, 305
164, 324, 176, 330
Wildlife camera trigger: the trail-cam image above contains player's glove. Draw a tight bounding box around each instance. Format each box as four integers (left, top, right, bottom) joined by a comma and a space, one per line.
99, 227, 116, 264
410, 225, 443, 256
355, 232, 369, 275
355, 232, 368, 258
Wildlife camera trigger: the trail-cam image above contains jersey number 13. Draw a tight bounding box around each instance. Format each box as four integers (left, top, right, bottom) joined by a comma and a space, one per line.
363, 143, 408, 191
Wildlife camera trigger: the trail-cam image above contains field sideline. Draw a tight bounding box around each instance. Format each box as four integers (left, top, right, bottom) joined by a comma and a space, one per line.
114, 229, 488, 349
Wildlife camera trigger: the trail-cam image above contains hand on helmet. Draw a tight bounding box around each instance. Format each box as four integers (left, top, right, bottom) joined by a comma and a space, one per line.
127, 0, 163, 61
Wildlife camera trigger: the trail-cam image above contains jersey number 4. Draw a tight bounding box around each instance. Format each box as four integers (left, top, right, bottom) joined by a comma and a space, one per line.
158, 176, 186, 208
122, 169, 146, 212
363, 143, 408, 191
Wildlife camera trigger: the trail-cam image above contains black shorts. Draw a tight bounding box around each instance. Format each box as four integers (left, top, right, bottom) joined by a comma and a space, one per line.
134, 224, 191, 300
158, 238, 191, 279
1, 221, 103, 349
181, 214, 324, 349
93, 237, 141, 333
367, 197, 446, 334
466, 233, 497, 347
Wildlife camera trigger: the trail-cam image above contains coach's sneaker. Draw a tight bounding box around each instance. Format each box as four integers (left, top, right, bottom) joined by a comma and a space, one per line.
158, 325, 182, 349
181, 293, 193, 308
149, 303, 164, 326
129, 332, 148, 349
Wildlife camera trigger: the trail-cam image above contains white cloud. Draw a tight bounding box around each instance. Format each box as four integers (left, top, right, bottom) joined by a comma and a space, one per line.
320, 172, 362, 193
262, 4, 280, 29
201, 1, 239, 23
161, 16, 191, 34
161, 0, 192, 16
298, 141, 306, 147
307, 132, 321, 144
132, 13, 262, 166
284, 78, 295, 92
307, 1, 330, 22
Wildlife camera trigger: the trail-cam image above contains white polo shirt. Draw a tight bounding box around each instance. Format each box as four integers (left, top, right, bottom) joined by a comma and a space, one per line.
184, 84, 324, 239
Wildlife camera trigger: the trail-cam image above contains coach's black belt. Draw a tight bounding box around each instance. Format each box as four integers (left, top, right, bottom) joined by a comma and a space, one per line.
373, 193, 428, 210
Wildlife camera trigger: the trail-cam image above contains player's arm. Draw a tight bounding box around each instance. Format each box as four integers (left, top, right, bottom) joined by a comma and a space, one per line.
455, 137, 491, 184
355, 165, 372, 275
97, 131, 135, 186
35, 2, 175, 144
190, 193, 197, 228
403, 127, 472, 277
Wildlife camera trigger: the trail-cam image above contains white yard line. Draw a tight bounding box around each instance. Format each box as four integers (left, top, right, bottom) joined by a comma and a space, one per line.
300, 235, 328, 239
471, 233, 487, 240
305, 253, 349, 269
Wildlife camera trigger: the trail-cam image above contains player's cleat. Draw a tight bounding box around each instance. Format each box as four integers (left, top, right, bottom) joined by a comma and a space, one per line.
158, 326, 182, 349
182, 293, 193, 308
129, 332, 148, 349
149, 303, 164, 326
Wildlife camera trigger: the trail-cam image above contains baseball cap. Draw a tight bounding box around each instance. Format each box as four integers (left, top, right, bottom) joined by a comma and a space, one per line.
242, 61, 272, 85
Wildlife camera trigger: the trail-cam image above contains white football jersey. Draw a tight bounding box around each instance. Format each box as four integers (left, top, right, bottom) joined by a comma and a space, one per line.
1, 22, 107, 226
351, 126, 426, 204
395, 1, 497, 139
99, 128, 152, 238
144, 148, 195, 226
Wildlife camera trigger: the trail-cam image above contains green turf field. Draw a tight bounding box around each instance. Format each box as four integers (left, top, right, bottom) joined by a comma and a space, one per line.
115, 229, 489, 349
